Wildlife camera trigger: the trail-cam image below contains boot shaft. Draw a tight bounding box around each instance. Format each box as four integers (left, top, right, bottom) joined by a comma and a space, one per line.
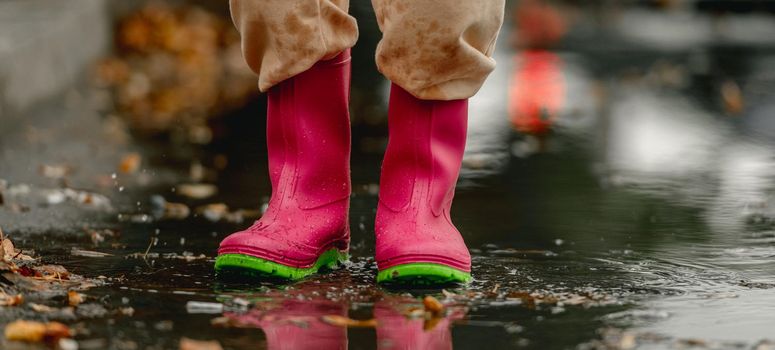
379, 84, 468, 216
266, 50, 352, 210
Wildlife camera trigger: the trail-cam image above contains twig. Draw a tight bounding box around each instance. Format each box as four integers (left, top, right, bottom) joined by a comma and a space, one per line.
143, 237, 156, 260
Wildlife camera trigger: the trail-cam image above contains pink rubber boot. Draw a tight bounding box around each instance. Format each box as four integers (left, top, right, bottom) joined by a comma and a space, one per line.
375, 84, 472, 285
215, 50, 352, 280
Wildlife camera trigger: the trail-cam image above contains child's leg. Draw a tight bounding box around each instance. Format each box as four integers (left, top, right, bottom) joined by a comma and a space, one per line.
372, 0, 504, 284
229, 0, 358, 92
216, 1, 357, 280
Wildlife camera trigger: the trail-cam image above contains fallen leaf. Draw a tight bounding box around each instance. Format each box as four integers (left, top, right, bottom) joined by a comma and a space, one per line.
177, 184, 217, 199
0, 234, 35, 262
29, 303, 55, 313
423, 316, 443, 332
67, 291, 84, 306
4, 320, 71, 343
721, 80, 744, 115
39, 164, 72, 179
0, 293, 23, 306
196, 203, 229, 222
165, 202, 191, 220
619, 333, 636, 349
423, 296, 445, 316
179, 337, 223, 350
320, 315, 377, 328
32, 265, 71, 280
85, 228, 118, 247
119, 153, 142, 174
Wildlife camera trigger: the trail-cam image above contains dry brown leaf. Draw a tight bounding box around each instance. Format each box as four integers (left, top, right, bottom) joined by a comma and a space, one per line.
1, 238, 14, 261
119, 153, 142, 174
196, 203, 229, 222
0, 293, 23, 306
423, 296, 445, 316
721, 80, 744, 115
177, 184, 217, 199
164, 202, 191, 220
39, 164, 72, 179
320, 315, 377, 328
67, 291, 84, 306
423, 316, 443, 332
179, 337, 223, 350
4, 320, 71, 343
29, 303, 55, 313
619, 333, 637, 349
0, 235, 35, 262
30, 264, 71, 281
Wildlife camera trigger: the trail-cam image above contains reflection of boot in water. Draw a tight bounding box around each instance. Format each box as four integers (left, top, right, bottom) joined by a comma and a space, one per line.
374, 299, 463, 350
226, 299, 348, 350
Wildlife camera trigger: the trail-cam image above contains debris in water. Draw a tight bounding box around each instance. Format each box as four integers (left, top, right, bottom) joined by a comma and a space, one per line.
59, 338, 78, 350
71, 248, 113, 258
67, 290, 85, 306
321, 315, 377, 328
1, 230, 34, 262
39, 164, 72, 179
180, 337, 224, 350
196, 203, 229, 222
38, 188, 113, 211
26, 264, 71, 280
186, 301, 224, 314
423, 296, 445, 316
0, 292, 23, 306
151, 195, 191, 220
177, 184, 217, 199
4, 320, 72, 343
29, 303, 55, 313
195, 203, 260, 224
127, 251, 208, 261
120, 307, 135, 316
87, 228, 118, 246
119, 152, 143, 174
721, 80, 744, 115
619, 332, 637, 349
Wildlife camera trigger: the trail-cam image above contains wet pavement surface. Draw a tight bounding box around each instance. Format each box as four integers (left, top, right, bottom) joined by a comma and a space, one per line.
3, 3, 775, 350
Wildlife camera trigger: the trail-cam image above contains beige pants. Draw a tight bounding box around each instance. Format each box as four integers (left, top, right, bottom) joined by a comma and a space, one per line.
230, 0, 504, 100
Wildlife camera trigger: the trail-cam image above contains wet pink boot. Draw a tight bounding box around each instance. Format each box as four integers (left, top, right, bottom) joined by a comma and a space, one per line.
215, 50, 352, 280
375, 84, 472, 285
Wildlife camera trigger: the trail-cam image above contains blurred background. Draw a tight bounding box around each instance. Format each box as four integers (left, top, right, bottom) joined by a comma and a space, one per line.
2, 0, 775, 349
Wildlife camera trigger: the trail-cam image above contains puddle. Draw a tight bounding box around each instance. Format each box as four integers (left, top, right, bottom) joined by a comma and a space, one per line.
2, 2, 775, 349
